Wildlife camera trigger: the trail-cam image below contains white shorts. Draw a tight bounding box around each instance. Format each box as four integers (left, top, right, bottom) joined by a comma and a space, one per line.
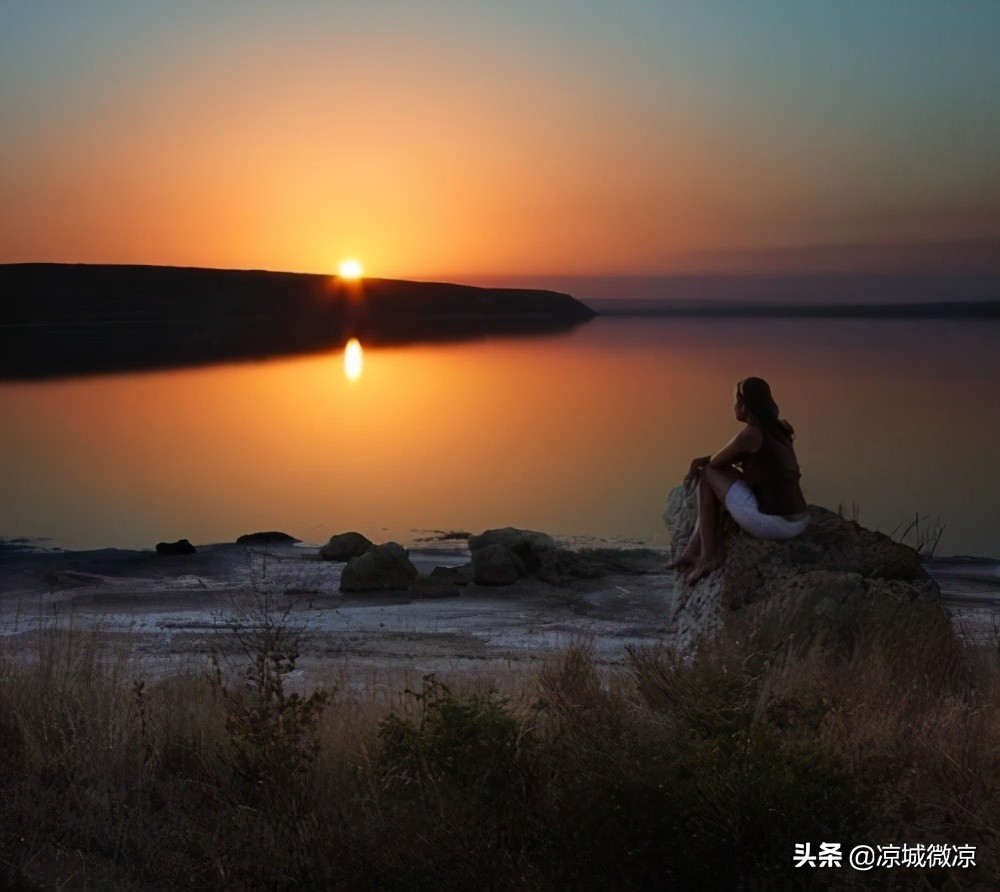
724, 480, 810, 540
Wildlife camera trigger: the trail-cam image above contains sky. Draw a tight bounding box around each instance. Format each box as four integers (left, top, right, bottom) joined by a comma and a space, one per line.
2, 1, 999, 279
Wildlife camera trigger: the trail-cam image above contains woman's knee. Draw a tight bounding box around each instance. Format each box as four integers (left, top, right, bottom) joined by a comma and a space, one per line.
704, 466, 739, 500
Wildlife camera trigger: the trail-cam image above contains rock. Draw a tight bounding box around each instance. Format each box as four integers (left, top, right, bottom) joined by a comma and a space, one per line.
430, 565, 472, 586
320, 532, 373, 561
468, 527, 606, 586
471, 543, 523, 585
340, 542, 418, 592
409, 574, 461, 599
379, 542, 410, 561
156, 539, 196, 555
468, 527, 557, 554
662, 480, 947, 654
237, 531, 301, 545
575, 547, 663, 575
534, 548, 605, 585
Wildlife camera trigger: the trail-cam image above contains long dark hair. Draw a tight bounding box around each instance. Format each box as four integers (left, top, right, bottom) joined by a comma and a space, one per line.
737, 377, 795, 441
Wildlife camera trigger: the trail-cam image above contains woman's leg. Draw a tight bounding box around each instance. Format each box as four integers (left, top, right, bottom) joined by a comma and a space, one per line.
668, 465, 714, 572
667, 517, 701, 571
685, 466, 742, 585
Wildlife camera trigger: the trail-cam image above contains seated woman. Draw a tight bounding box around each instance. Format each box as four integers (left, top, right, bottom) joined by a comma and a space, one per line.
670, 376, 810, 585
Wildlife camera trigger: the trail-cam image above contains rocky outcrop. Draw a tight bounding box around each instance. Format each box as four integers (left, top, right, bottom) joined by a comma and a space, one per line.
468, 527, 605, 586
156, 539, 196, 555
663, 480, 947, 653
237, 531, 301, 545
320, 532, 373, 562
340, 542, 418, 592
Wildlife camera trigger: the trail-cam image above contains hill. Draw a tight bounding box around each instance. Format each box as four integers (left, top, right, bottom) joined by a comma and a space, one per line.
0, 263, 595, 379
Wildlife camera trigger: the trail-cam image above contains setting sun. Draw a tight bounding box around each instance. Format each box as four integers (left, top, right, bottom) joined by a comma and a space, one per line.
338, 259, 364, 280
343, 337, 363, 382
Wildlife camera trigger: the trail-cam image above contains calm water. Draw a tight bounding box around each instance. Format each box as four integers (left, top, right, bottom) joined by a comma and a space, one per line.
2, 317, 998, 557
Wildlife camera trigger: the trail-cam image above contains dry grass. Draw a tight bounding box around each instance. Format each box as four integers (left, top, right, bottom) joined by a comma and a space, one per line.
1, 599, 997, 890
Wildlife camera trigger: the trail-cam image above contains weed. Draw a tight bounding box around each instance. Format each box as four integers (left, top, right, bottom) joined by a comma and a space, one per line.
891, 511, 946, 557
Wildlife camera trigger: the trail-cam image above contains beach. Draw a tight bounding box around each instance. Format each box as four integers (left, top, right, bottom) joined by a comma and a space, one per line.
3, 535, 997, 688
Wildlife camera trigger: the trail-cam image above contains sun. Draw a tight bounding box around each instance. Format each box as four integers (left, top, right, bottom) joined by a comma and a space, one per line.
338, 258, 364, 280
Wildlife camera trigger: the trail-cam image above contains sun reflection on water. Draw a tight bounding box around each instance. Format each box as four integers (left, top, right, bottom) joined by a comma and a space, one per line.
343, 337, 363, 382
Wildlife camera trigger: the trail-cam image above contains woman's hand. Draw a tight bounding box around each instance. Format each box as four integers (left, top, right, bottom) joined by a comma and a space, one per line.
686, 455, 711, 482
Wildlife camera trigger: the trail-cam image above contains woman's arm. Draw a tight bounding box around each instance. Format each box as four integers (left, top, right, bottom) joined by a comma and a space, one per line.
708, 425, 763, 470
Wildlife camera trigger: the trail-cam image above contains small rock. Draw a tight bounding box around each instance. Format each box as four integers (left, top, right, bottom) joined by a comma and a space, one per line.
468, 527, 605, 586
409, 575, 461, 599
379, 542, 410, 561
340, 542, 419, 592
320, 532, 374, 561
237, 531, 301, 545
471, 543, 522, 585
534, 548, 605, 585
468, 527, 557, 554
156, 539, 196, 555
430, 565, 472, 586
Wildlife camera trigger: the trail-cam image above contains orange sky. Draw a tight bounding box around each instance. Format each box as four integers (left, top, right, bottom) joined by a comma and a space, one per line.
2, 3, 998, 278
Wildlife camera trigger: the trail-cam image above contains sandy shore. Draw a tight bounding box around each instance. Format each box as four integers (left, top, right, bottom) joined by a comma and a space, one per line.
2, 540, 997, 688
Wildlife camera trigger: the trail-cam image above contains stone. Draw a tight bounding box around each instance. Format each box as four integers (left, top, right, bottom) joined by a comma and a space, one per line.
236, 531, 301, 545
468, 527, 557, 554
662, 479, 947, 653
156, 539, 196, 555
320, 532, 374, 562
471, 543, 523, 585
533, 547, 605, 585
467, 527, 607, 586
430, 565, 472, 586
340, 542, 418, 592
409, 574, 461, 599
379, 542, 410, 561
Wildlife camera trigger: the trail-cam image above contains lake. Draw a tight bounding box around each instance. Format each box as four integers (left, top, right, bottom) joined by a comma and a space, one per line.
1, 316, 997, 558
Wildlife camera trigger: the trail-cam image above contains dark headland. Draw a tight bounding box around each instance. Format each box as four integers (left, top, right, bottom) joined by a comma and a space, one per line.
0, 263, 596, 379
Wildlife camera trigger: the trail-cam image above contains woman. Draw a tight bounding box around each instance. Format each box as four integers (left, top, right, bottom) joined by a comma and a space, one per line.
670, 377, 810, 585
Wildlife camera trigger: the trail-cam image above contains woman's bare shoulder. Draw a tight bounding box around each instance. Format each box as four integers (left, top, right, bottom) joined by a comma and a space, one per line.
740, 424, 764, 452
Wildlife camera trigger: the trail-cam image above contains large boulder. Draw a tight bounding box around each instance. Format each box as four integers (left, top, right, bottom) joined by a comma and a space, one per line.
320, 532, 373, 561
468, 527, 605, 586
663, 480, 948, 654
340, 542, 418, 592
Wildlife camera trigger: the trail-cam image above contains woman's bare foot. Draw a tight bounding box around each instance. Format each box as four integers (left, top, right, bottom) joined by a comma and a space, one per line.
683, 555, 722, 586
667, 540, 701, 573
667, 553, 696, 572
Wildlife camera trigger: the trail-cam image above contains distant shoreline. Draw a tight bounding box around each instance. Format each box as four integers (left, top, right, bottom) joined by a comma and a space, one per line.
590, 300, 1000, 320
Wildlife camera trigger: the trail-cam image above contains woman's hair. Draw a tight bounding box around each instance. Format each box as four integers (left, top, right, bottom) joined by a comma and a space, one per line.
736, 377, 795, 440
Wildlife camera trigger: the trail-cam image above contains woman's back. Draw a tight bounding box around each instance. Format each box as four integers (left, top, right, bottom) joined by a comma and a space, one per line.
741, 428, 807, 516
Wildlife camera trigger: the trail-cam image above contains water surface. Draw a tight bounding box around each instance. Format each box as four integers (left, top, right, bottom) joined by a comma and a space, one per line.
2, 317, 997, 557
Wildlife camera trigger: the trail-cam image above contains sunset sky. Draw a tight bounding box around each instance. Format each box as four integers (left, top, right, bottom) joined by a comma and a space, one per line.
2, 1, 998, 279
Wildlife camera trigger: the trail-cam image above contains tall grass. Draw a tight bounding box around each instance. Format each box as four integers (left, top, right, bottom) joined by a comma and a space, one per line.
1, 604, 997, 889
